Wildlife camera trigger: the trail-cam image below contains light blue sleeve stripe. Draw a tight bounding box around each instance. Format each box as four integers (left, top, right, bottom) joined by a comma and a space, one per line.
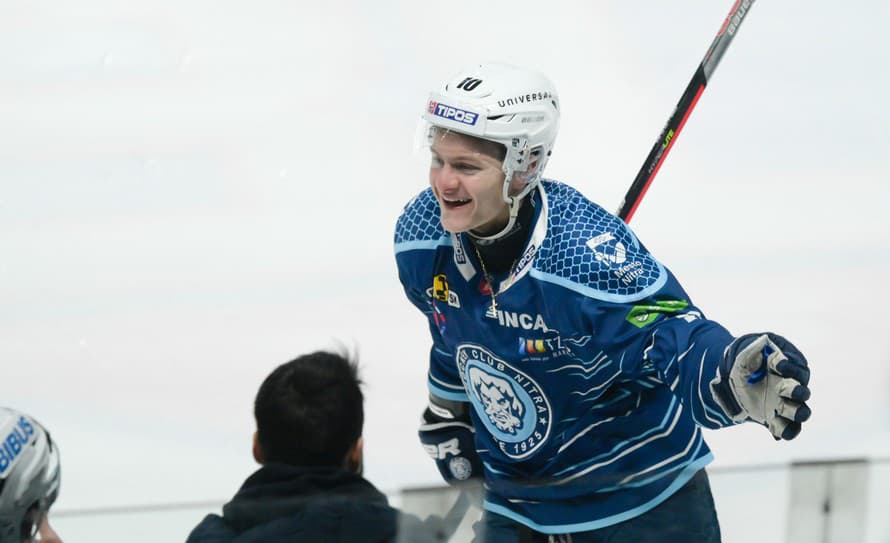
704, 403, 734, 426
428, 381, 468, 402
528, 264, 668, 303
483, 452, 713, 534
429, 373, 463, 392
394, 236, 450, 255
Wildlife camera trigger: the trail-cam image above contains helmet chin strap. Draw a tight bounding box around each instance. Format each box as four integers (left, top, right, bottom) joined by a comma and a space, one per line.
469, 163, 537, 242
469, 193, 525, 242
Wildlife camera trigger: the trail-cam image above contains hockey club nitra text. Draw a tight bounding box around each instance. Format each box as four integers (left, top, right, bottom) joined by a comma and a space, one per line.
456, 344, 552, 460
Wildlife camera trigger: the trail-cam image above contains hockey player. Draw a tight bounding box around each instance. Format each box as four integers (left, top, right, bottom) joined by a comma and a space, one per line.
394, 63, 812, 542
0, 408, 62, 543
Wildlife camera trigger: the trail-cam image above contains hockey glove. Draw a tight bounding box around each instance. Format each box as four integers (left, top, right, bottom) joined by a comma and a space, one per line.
418, 398, 483, 484
710, 333, 812, 440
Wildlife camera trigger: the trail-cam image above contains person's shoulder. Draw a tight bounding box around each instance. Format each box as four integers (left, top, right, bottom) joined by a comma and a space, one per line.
395, 188, 446, 252
274, 492, 401, 542
186, 513, 234, 543
539, 178, 611, 220
535, 179, 667, 302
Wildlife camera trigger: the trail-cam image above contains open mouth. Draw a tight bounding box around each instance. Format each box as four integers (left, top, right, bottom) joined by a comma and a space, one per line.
443, 197, 471, 209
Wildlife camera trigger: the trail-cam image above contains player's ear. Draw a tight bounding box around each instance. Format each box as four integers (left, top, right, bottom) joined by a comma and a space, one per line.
345, 436, 363, 474
252, 431, 264, 464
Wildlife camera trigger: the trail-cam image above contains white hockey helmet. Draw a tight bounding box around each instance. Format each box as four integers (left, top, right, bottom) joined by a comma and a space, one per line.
0, 409, 60, 543
423, 62, 560, 207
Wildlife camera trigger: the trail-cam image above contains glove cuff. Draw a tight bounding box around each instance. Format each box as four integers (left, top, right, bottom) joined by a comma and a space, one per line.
709, 337, 755, 420
709, 371, 747, 421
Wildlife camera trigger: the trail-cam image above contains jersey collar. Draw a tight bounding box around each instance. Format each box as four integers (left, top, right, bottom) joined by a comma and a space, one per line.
451, 182, 549, 295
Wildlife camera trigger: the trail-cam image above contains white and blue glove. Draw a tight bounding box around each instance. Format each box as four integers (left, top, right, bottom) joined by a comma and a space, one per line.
710, 333, 812, 440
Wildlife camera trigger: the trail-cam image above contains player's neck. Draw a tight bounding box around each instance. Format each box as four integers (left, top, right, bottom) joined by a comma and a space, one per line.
468, 196, 535, 275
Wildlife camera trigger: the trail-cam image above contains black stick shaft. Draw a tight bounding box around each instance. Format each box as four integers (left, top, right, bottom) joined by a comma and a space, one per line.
616, 0, 757, 223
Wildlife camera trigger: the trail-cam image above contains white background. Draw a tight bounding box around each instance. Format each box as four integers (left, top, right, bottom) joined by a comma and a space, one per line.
1, 0, 888, 541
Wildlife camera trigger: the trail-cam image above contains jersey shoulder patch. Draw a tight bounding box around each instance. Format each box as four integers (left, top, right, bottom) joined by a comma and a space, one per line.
534, 181, 666, 301
394, 188, 447, 252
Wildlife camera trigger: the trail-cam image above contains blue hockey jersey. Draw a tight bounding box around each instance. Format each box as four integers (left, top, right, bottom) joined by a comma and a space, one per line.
394, 180, 738, 533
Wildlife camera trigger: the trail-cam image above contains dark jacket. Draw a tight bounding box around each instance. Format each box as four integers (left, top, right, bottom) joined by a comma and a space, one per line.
186, 463, 439, 543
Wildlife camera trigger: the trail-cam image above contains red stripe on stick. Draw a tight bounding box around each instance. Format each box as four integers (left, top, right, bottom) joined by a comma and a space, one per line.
623, 83, 707, 223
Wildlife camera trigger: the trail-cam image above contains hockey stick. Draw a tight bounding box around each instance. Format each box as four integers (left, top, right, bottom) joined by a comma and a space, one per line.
416, 482, 479, 541
616, 0, 756, 223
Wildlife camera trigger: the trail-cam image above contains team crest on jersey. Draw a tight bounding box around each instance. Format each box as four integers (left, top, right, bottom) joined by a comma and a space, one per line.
456, 344, 551, 460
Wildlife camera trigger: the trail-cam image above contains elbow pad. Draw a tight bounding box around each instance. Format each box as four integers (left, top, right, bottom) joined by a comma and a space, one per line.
418, 397, 483, 484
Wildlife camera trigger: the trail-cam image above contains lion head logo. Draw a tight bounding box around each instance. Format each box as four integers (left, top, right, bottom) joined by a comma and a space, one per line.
468, 367, 524, 434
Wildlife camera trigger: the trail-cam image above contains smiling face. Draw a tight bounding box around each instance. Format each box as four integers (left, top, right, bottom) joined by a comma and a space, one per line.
428, 130, 519, 236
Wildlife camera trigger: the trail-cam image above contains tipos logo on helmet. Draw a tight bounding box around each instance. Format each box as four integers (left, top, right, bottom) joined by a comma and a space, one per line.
427, 101, 479, 126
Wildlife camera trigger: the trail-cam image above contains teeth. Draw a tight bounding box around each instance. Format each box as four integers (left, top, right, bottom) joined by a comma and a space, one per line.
445, 198, 470, 204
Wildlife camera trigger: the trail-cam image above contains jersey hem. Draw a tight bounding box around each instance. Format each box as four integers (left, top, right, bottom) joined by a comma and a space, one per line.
481, 452, 714, 534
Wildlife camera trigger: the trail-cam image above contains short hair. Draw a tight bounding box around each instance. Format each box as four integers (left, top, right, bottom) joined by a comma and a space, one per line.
254, 351, 364, 467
